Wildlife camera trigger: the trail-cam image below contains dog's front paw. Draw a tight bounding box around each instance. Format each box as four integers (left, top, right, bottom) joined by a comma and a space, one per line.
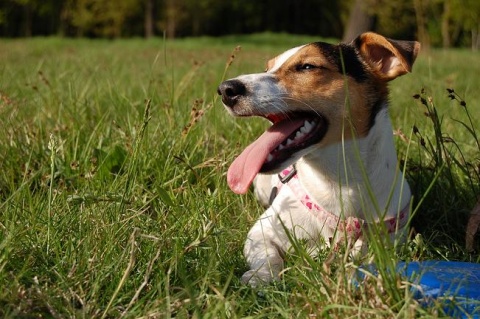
241, 268, 279, 287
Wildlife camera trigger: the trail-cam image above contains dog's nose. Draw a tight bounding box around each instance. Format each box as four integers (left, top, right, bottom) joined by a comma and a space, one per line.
217, 79, 246, 107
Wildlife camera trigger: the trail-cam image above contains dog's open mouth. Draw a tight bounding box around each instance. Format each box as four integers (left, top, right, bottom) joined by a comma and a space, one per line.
261, 114, 326, 172
227, 112, 327, 194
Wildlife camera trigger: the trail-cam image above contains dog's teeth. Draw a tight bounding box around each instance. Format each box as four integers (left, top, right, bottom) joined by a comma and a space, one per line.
286, 139, 293, 146
295, 131, 304, 140
303, 120, 313, 132
267, 154, 274, 162
300, 126, 308, 134
278, 144, 285, 150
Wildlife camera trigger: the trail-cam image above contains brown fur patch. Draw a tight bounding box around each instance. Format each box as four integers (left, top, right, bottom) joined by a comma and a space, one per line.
271, 44, 383, 144
266, 58, 275, 71
356, 32, 420, 81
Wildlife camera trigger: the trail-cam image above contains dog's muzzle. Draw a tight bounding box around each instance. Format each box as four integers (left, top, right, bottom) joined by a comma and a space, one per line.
217, 79, 246, 107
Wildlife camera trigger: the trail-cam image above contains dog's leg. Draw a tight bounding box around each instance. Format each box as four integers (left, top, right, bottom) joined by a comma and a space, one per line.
242, 186, 323, 286
241, 208, 287, 286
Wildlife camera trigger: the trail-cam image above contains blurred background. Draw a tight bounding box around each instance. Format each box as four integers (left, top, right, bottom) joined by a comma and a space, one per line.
0, 0, 479, 49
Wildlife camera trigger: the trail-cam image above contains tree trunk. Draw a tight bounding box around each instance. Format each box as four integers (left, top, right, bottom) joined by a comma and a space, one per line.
413, 0, 430, 51
166, 0, 176, 39
24, 3, 32, 37
473, 27, 480, 51
342, 0, 376, 42
441, 0, 451, 48
145, 0, 154, 38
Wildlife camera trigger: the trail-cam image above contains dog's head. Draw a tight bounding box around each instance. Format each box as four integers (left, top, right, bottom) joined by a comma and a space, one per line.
218, 32, 420, 194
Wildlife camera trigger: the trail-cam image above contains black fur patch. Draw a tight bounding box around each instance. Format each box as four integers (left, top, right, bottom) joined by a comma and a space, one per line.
313, 42, 387, 130
312, 42, 368, 82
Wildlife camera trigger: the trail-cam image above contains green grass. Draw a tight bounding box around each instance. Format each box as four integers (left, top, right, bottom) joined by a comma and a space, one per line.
0, 33, 479, 318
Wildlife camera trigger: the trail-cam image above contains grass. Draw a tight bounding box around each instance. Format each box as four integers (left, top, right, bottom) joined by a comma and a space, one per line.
0, 33, 479, 318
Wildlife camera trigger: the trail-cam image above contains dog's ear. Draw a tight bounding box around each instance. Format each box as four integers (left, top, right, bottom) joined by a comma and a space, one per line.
354, 32, 421, 81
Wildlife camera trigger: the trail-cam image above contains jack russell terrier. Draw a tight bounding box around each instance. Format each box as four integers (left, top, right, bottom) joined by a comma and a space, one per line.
217, 32, 420, 286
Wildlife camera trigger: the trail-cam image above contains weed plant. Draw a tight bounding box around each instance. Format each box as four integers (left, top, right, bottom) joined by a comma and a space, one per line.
0, 34, 479, 317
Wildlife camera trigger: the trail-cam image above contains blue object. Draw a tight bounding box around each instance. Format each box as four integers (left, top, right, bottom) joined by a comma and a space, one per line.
397, 261, 480, 318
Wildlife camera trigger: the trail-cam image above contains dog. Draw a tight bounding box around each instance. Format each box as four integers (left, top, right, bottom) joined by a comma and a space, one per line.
217, 32, 420, 286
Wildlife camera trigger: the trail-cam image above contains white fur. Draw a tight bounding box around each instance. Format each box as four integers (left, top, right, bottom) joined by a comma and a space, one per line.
243, 108, 411, 287
220, 39, 415, 287
267, 45, 305, 73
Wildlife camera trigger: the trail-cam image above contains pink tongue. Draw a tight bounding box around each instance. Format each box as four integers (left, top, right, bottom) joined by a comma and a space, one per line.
227, 118, 306, 194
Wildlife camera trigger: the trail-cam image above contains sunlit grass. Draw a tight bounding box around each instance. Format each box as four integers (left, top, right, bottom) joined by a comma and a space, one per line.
0, 34, 479, 317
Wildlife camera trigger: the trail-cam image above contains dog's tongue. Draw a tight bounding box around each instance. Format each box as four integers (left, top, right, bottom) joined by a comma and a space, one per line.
227, 118, 305, 194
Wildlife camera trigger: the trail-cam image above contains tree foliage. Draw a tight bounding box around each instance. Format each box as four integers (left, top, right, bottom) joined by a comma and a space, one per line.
449, 0, 480, 49
66, 0, 141, 37
0, 0, 478, 48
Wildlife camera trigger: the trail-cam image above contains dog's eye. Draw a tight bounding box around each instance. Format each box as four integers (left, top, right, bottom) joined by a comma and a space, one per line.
298, 63, 317, 71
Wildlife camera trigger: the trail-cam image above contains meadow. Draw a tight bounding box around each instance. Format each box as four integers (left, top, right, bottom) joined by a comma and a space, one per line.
0, 33, 479, 318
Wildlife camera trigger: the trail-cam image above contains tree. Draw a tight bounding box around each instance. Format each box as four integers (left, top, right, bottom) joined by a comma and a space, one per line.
450, 0, 480, 50
67, 0, 94, 37
11, 0, 37, 36
161, 0, 184, 39
144, 0, 154, 38
68, 0, 141, 38
343, 0, 376, 42
413, 0, 431, 49
184, 0, 216, 36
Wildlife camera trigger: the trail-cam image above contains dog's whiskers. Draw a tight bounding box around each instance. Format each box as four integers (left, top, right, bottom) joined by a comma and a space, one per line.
257, 95, 321, 119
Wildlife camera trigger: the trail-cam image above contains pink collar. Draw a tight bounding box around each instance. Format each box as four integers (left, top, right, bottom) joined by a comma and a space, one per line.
274, 165, 410, 243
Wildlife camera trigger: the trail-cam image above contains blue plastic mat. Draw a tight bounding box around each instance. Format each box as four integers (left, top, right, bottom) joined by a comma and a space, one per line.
397, 261, 480, 318
356, 261, 480, 318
